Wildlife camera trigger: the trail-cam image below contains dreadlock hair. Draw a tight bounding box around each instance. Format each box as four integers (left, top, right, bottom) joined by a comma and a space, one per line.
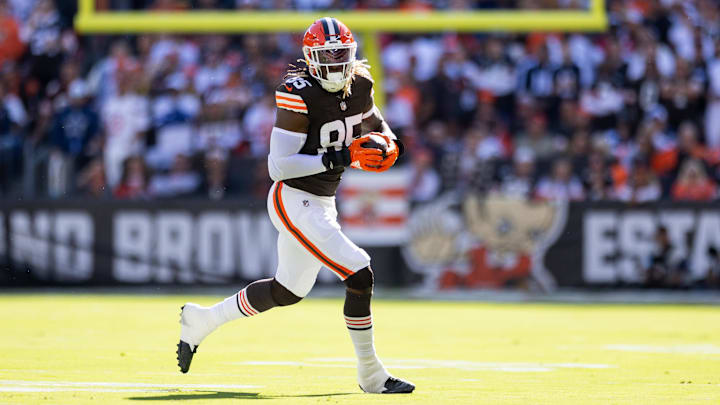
285, 59, 373, 98
284, 61, 310, 79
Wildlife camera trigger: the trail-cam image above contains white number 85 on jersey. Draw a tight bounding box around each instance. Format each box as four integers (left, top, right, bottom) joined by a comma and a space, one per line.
318, 113, 362, 154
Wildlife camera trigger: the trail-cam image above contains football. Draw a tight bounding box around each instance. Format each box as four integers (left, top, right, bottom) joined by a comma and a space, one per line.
359, 133, 388, 156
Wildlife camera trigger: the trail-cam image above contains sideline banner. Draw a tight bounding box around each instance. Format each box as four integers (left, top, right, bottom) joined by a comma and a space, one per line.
2, 197, 719, 287
546, 201, 720, 286
0, 200, 278, 285
401, 194, 720, 289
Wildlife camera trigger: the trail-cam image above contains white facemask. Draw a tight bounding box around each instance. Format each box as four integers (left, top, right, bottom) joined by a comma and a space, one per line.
304, 42, 357, 94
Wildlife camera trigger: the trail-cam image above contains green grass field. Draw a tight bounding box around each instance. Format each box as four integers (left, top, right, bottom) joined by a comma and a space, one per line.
1, 294, 719, 404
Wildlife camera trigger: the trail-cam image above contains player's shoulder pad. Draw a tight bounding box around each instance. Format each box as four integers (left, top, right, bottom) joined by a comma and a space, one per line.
352, 73, 375, 116
275, 76, 313, 114
353, 73, 374, 98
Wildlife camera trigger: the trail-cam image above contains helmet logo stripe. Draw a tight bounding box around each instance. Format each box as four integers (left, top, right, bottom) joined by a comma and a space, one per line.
330, 18, 340, 37
320, 18, 331, 39
325, 17, 336, 36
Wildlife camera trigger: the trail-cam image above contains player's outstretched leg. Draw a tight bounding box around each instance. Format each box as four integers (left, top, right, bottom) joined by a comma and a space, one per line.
177, 277, 301, 373
344, 268, 415, 394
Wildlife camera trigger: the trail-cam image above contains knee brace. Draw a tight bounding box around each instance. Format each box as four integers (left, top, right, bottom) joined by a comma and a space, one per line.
270, 278, 303, 306
344, 267, 374, 295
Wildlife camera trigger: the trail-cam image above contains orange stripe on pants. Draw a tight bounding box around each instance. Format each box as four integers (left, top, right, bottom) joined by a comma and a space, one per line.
273, 182, 353, 279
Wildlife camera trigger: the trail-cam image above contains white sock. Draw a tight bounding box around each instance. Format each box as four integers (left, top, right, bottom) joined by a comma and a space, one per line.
345, 315, 390, 392
207, 288, 256, 328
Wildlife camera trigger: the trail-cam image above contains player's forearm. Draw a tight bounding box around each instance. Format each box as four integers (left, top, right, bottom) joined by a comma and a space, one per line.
267, 126, 352, 181
374, 120, 405, 157
268, 127, 324, 181
267, 153, 327, 182
362, 106, 389, 135
376, 120, 396, 139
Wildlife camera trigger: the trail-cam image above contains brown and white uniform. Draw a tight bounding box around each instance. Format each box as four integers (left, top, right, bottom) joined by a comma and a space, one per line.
266, 70, 375, 297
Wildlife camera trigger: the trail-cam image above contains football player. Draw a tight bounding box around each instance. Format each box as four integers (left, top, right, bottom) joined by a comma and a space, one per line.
177, 17, 414, 394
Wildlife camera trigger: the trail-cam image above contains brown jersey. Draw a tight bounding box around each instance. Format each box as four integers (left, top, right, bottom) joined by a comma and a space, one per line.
274, 68, 373, 196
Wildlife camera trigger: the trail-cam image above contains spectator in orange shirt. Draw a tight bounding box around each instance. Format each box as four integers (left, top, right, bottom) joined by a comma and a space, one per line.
0, 0, 25, 67
114, 156, 149, 200
671, 159, 718, 201
676, 121, 720, 167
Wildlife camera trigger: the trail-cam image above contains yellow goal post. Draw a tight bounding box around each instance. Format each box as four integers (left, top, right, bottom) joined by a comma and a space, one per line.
74, 0, 607, 107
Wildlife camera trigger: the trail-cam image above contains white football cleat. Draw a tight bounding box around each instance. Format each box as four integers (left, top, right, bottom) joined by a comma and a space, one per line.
360, 374, 416, 394
176, 303, 217, 373
357, 358, 414, 393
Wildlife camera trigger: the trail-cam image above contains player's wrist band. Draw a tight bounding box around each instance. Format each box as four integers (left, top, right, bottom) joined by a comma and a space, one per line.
394, 138, 405, 157
322, 148, 351, 170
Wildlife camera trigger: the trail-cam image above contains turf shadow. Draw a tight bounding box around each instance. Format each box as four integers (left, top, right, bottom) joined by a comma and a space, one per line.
127, 391, 262, 401
271, 393, 357, 398
127, 391, 357, 401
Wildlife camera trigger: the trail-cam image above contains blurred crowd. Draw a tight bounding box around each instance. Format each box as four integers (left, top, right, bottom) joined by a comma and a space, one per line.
396, 0, 720, 204
1, 0, 720, 202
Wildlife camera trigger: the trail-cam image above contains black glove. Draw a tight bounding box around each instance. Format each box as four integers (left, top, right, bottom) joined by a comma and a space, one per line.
322, 148, 351, 170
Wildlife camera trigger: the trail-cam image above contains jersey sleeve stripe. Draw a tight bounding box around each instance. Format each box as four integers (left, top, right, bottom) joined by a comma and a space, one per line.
276, 103, 308, 113
276, 97, 307, 107
275, 91, 307, 112
275, 91, 304, 102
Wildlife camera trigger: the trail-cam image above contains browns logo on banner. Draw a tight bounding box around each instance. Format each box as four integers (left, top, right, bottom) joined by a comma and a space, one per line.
337, 168, 410, 246
401, 193, 568, 291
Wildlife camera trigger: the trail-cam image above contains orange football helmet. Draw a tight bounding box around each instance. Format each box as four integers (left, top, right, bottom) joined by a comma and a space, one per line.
302, 17, 357, 93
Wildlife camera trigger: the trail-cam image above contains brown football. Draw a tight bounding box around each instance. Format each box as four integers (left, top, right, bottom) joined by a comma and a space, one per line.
360, 134, 388, 156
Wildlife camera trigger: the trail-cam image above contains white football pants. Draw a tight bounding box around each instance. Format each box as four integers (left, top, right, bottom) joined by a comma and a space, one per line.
266, 181, 371, 297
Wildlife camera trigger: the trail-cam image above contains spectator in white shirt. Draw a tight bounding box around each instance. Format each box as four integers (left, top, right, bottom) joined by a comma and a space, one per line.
705, 43, 720, 148
408, 148, 440, 203
515, 114, 565, 160
243, 94, 275, 157
498, 147, 536, 199
535, 157, 585, 201
148, 154, 201, 198
87, 40, 138, 108
101, 72, 150, 187
614, 157, 662, 203
146, 73, 200, 169
194, 47, 231, 96
627, 30, 676, 82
